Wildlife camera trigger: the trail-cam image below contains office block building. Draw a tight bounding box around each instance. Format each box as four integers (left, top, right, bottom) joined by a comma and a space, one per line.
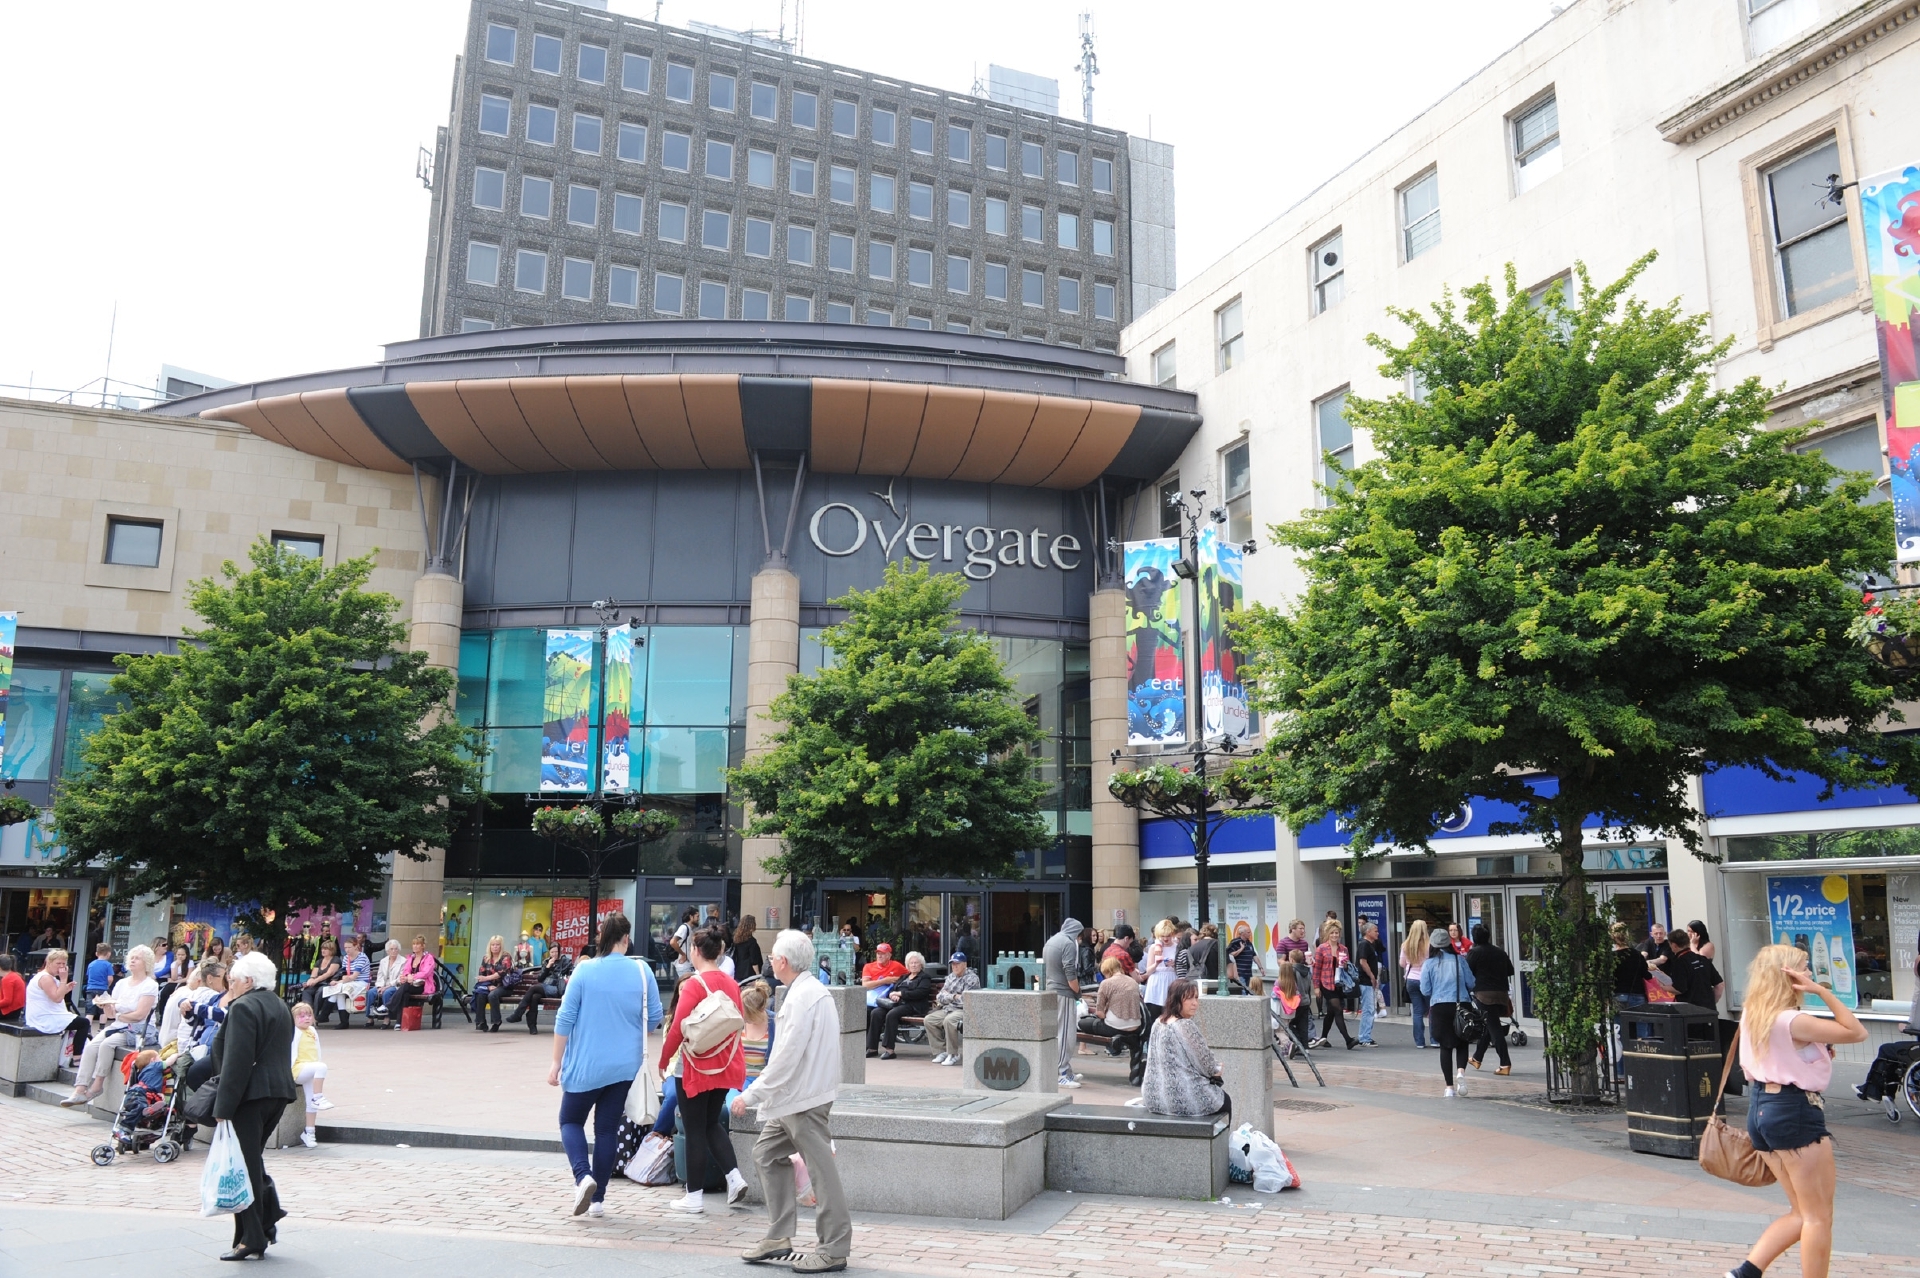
418, 0, 1175, 347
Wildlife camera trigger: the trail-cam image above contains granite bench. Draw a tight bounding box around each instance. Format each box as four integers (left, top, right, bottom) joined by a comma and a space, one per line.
1043, 1104, 1232, 1200
0, 1022, 62, 1096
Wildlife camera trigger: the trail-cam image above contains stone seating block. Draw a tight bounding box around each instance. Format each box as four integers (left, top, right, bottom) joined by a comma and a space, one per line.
1197, 994, 1275, 1137
828, 985, 866, 1085
730, 1085, 1068, 1220
1043, 1104, 1232, 1199
961, 989, 1061, 1094
0, 1024, 62, 1094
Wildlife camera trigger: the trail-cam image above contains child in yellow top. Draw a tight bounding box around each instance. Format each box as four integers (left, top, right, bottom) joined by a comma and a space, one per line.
290, 1002, 333, 1148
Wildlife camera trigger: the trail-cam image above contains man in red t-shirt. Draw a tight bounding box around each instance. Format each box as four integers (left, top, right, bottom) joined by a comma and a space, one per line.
1102, 925, 1138, 976
0, 955, 25, 1022
860, 942, 907, 991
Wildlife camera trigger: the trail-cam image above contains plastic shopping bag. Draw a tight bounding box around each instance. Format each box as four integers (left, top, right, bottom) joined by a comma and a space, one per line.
200, 1120, 256, 1217
792, 1153, 816, 1207
1231, 1123, 1301, 1193
623, 1132, 676, 1186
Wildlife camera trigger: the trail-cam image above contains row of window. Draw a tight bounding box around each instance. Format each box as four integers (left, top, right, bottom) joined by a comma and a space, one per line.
481, 23, 1116, 189
469, 162, 1117, 254
103, 518, 320, 569
463, 237, 1116, 319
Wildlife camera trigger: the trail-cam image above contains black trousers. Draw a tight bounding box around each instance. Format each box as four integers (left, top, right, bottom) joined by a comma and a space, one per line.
472, 984, 505, 1024
866, 1000, 930, 1050
1471, 999, 1512, 1068
1429, 1003, 1472, 1086
226, 1096, 289, 1252
1316, 989, 1354, 1047
679, 1087, 736, 1193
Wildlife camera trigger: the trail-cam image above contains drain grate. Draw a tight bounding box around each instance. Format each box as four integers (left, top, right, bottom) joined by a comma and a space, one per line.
1273, 1098, 1341, 1114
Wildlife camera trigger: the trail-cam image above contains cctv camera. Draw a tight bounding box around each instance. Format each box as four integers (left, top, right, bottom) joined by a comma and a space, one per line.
1209, 507, 1227, 524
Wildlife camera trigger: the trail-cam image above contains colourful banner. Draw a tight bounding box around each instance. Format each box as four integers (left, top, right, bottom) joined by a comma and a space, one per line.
549, 898, 621, 959
542, 628, 594, 792
1197, 527, 1251, 741
440, 891, 473, 978
1123, 538, 1185, 745
1860, 164, 1920, 560
1766, 874, 1858, 1009
0, 611, 15, 768
602, 624, 633, 792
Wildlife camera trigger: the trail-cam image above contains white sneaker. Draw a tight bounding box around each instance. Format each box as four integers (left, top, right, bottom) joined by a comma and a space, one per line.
587, 1202, 605, 1218
668, 1191, 706, 1214
1443, 1086, 1456, 1098
726, 1167, 749, 1205
1455, 1080, 1466, 1097
947, 1055, 964, 1066
572, 1175, 596, 1216
1058, 1076, 1082, 1089
312, 1097, 336, 1111
930, 1053, 948, 1065
299, 1129, 317, 1148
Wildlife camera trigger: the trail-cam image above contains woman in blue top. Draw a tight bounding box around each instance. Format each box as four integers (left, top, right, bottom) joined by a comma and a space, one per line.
548, 912, 662, 1219
1418, 929, 1476, 1098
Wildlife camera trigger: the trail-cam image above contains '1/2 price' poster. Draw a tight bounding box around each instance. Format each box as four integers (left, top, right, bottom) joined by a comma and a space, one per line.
1765, 875, 1858, 1009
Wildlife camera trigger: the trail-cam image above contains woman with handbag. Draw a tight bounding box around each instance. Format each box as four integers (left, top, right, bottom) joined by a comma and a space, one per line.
210, 951, 298, 1261
1418, 929, 1475, 1097
1401, 921, 1432, 1048
660, 927, 747, 1214
1309, 921, 1357, 1050
472, 935, 513, 1032
1723, 944, 1865, 1278
549, 913, 661, 1219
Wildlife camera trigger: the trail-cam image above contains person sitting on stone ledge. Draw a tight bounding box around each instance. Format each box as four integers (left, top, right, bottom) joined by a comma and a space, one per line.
1141, 978, 1227, 1118
865, 951, 932, 1060
1079, 956, 1144, 1071
0, 954, 25, 1025
925, 952, 979, 1067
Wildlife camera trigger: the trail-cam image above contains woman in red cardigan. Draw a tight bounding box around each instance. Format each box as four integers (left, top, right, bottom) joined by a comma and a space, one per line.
660, 928, 746, 1214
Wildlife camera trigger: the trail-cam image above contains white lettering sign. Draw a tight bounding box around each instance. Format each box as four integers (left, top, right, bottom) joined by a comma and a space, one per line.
806, 497, 1083, 580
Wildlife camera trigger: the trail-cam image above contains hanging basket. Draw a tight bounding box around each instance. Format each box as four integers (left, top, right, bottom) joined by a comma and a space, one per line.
1867, 634, 1920, 670
0, 796, 39, 827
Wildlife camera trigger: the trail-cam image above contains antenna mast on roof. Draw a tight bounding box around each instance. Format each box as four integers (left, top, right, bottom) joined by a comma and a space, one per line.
1075, 11, 1098, 124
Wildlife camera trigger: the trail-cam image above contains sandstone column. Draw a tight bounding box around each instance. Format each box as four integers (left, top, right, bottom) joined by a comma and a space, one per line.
389, 571, 463, 945
1088, 587, 1140, 932
740, 565, 800, 931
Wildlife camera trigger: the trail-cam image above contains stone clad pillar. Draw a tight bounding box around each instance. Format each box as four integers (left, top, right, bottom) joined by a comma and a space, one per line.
390, 571, 463, 947
1088, 587, 1140, 932
961, 990, 1061, 1094
1196, 994, 1275, 1137
741, 566, 801, 931
829, 984, 867, 1085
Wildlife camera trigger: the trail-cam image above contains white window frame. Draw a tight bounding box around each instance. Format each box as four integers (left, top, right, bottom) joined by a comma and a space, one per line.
742, 287, 771, 320
657, 200, 688, 244
785, 294, 814, 321
1310, 229, 1344, 315
561, 256, 593, 301
947, 253, 971, 294
654, 271, 684, 314
790, 157, 817, 197
622, 51, 651, 94
613, 193, 644, 237
1151, 342, 1176, 390
577, 43, 608, 85
709, 71, 736, 113
531, 32, 562, 76
1314, 388, 1354, 505
472, 166, 506, 211
1093, 281, 1115, 322
566, 183, 599, 228
520, 174, 553, 220
747, 147, 775, 189
787, 224, 815, 266
705, 138, 734, 181
702, 208, 732, 251
1511, 91, 1562, 195
1399, 168, 1441, 262
484, 23, 517, 66
466, 240, 501, 287
478, 93, 511, 137
617, 121, 646, 164
699, 280, 727, 320
526, 104, 558, 147
745, 216, 773, 259
662, 130, 691, 173
750, 81, 777, 122
1216, 296, 1244, 371
665, 61, 694, 103
1221, 438, 1252, 543
609, 264, 640, 309
515, 248, 549, 294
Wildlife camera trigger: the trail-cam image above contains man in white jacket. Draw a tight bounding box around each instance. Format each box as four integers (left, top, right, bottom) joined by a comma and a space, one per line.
731, 929, 849, 1273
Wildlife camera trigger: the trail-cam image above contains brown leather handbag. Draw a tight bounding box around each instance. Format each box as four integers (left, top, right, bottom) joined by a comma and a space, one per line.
1698, 1035, 1775, 1187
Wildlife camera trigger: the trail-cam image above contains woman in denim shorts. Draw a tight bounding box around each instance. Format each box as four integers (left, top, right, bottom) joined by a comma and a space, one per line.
1727, 944, 1866, 1278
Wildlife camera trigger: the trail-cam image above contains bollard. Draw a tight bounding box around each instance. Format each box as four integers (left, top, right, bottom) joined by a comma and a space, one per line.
1196, 994, 1274, 1137
828, 984, 867, 1085
961, 989, 1060, 1094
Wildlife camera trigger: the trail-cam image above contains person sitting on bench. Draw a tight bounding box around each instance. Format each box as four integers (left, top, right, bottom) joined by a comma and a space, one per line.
865, 951, 933, 1060
924, 952, 979, 1066
505, 945, 573, 1034
1079, 957, 1145, 1081
378, 935, 436, 1029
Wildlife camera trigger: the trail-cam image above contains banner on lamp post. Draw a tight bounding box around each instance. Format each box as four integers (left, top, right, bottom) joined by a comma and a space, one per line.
1197, 527, 1251, 741
1859, 164, 1920, 561
541, 629, 594, 792
601, 625, 634, 792
1123, 538, 1185, 746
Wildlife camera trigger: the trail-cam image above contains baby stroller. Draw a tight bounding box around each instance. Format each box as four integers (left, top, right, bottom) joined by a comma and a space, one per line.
1855, 1028, 1920, 1124
90, 1054, 193, 1165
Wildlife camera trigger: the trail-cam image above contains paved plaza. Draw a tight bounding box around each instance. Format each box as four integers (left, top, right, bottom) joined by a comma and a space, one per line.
4, 1013, 1916, 1277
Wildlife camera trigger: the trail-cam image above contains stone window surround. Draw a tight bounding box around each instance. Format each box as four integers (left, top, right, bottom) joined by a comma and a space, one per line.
1737, 107, 1870, 351
268, 517, 344, 568
84, 500, 181, 594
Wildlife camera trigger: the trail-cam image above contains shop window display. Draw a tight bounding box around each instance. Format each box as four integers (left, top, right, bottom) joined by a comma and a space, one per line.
1723, 863, 1916, 1010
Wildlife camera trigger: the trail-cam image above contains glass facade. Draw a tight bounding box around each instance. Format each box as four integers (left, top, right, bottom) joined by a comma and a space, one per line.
2, 665, 128, 786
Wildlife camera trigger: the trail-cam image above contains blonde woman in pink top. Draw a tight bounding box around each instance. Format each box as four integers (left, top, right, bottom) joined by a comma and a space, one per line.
1727, 943, 1866, 1278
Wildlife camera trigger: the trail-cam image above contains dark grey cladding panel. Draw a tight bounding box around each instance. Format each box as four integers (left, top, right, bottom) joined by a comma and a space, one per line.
345, 385, 450, 462
491, 474, 578, 606
572, 473, 655, 604
653, 472, 747, 602
1104, 408, 1203, 481
463, 476, 503, 605
740, 377, 811, 454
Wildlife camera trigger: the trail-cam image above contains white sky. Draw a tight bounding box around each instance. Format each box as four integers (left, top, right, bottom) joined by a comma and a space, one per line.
0, 0, 1555, 398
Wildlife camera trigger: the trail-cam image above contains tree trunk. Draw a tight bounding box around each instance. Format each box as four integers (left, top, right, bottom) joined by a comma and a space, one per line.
1550, 802, 1602, 1104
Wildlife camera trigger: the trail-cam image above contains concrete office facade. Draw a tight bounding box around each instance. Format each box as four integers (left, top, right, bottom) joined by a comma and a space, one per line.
75, 323, 1198, 969
1120, 0, 1920, 1018
419, 0, 1175, 347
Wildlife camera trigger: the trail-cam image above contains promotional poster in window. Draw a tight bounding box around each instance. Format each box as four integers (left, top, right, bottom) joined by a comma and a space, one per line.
601, 625, 634, 793
1861, 164, 1920, 561
1123, 538, 1185, 746
542, 628, 595, 792
1766, 874, 1859, 1009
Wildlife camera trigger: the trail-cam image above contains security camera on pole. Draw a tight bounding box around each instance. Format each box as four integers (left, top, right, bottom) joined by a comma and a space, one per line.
1105, 487, 1264, 929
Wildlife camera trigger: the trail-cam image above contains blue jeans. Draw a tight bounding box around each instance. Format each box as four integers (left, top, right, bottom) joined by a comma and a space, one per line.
1357, 985, 1377, 1043
558, 1079, 633, 1203
1408, 984, 1430, 1047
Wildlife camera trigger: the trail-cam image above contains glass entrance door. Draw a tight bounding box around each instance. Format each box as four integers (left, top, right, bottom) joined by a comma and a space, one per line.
1511, 888, 1545, 1019
1390, 890, 1458, 1005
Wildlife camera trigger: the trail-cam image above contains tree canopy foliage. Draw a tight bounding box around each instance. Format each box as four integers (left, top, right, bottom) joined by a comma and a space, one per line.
52, 542, 484, 944
1236, 255, 1914, 876
729, 562, 1050, 922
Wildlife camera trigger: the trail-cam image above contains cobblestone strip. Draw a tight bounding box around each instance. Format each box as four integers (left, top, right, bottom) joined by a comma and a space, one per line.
5, 1098, 1915, 1278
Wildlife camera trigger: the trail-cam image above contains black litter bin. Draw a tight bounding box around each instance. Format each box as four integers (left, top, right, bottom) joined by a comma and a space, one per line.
1623, 1001, 1722, 1158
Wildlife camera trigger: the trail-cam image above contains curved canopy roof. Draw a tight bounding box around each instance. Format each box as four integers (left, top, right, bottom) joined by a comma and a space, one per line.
153, 322, 1201, 490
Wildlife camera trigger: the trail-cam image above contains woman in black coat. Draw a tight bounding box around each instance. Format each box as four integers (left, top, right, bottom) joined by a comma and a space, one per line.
212, 952, 299, 1261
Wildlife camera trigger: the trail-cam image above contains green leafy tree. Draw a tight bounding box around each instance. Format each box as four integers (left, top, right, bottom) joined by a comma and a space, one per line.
729, 561, 1050, 929
1233, 256, 1917, 1093
51, 541, 484, 962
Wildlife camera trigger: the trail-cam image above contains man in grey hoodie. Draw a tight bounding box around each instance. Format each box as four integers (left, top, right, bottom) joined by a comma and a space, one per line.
1042, 918, 1085, 1089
